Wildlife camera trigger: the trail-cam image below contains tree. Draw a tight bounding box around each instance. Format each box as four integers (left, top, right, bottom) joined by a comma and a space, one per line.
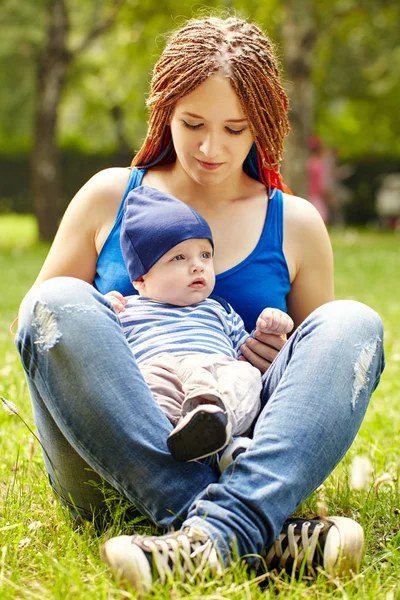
31, 0, 124, 240
1, 0, 400, 228
279, 0, 317, 197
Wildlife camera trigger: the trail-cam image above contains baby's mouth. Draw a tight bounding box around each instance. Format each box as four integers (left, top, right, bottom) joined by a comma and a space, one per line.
189, 278, 206, 288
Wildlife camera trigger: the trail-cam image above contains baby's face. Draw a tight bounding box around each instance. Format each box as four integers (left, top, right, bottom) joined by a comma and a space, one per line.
136, 238, 215, 306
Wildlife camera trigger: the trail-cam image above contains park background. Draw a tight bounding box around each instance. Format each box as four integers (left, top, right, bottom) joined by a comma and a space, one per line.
0, 0, 399, 598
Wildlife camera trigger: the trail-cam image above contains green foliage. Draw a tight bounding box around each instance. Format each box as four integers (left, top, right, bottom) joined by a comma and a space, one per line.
0, 0, 49, 152
1, 0, 399, 160
0, 217, 399, 598
314, 1, 400, 159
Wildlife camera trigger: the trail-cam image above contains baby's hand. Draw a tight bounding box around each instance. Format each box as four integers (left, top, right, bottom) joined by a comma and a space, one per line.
256, 308, 294, 336
105, 290, 128, 313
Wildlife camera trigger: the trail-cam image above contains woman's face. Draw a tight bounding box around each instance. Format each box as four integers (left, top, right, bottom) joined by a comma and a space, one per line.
169, 75, 254, 186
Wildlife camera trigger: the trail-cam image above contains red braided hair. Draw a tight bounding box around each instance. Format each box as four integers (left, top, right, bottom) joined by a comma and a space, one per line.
132, 17, 290, 192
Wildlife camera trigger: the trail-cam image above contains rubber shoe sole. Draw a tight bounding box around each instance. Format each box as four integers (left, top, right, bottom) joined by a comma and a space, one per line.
101, 535, 152, 596
167, 405, 231, 462
323, 516, 364, 576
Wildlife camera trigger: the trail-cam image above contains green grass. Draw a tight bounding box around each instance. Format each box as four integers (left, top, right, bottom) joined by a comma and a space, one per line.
0, 215, 399, 599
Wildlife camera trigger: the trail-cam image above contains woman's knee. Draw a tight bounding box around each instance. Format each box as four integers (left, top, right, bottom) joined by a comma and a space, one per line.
16, 277, 109, 356
20, 277, 96, 313
310, 299, 383, 339
19, 277, 101, 328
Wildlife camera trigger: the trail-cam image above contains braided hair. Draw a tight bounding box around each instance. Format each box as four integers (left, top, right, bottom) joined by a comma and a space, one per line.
132, 16, 290, 192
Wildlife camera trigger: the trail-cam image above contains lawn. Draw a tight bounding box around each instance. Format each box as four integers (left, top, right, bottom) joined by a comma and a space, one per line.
0, 215, 399, 599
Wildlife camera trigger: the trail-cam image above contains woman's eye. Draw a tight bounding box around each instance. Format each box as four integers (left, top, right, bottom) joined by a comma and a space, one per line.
182, 120, 203, 130
226, 127, 245, 135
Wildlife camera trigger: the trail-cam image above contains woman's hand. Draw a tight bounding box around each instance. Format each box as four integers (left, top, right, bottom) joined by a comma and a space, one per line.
238, 308, 293, 374
239, 331, 286, 374
105, 291, 128, 313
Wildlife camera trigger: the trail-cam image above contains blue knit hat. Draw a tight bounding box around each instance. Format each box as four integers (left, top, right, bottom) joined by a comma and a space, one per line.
120, 186, 214, 281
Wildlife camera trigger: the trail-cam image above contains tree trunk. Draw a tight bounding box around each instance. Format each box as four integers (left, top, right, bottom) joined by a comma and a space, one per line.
31, 0, 71, 241
280, 2, 318, 198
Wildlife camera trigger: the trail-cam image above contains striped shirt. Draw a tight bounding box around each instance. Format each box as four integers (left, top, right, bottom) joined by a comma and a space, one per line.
118, 296, 250, 365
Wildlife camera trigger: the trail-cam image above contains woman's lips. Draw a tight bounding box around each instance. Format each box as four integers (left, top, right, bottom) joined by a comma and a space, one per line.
196, 159, 223, 171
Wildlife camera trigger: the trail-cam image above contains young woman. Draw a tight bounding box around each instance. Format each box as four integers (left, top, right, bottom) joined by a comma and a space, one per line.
16, 16, 384, 594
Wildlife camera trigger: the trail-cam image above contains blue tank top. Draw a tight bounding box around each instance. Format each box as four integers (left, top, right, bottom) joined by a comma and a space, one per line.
94, 168, 291, 332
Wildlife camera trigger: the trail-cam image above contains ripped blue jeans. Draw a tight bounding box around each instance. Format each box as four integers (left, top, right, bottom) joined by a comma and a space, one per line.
16, 277, 385, 562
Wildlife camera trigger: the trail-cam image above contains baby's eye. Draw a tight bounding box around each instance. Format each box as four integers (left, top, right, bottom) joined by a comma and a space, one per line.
172, 254, 185, 261
201, 252, 212, 259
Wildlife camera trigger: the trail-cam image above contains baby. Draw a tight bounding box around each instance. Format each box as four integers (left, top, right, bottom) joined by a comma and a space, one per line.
107, 186, 293, 465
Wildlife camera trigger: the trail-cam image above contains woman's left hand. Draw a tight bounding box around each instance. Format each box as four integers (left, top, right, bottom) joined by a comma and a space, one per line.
238, 330, 286, 374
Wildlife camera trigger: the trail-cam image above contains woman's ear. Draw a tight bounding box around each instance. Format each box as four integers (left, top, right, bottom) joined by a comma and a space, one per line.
133, 277, 145, 293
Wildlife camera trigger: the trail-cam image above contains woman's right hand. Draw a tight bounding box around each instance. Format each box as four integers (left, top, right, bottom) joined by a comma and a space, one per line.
238, 330, 286, 374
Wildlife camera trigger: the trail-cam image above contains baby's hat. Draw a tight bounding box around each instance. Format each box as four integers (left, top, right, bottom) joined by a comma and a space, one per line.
120, 185, 214, 281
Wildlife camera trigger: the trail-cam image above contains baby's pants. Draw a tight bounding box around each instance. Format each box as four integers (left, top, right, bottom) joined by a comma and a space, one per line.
140, 353, 262, 435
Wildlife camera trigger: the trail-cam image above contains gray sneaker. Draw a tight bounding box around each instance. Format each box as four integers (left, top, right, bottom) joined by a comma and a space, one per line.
101, 516, 364, 593
101, 527, 222, 595
263, 516, 364, 576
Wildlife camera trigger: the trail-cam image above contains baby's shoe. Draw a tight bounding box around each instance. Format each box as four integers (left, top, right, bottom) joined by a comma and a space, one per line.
218, 436, 252, 472
167, 404, 231, 462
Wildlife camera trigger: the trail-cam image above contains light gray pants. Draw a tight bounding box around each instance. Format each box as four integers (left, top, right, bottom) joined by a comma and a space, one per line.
140, 353, 262, 435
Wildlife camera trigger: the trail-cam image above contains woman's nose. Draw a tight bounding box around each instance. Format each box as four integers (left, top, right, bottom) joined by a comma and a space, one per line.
199, 132, 222, 159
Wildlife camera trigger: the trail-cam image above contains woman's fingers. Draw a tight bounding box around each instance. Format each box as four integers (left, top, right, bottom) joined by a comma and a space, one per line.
254, 331, 286, 351
240, 333, 285, 374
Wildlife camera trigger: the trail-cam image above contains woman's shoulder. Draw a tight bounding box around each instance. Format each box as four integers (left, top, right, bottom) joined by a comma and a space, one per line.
282, 192, 326, 234
79, 167, 132, 205
281, 191, 332, 276
69, 167, 132, 232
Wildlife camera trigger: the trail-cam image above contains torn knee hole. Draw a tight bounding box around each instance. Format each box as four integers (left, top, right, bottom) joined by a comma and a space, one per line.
32, 302, 62, 351
352, 337, 381, 409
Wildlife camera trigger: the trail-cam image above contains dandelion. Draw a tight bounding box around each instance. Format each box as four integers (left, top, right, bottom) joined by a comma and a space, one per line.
350, 455, 373, 490
28, 521, 43, 532
0, 365, 13, 377
373, 473, 394, 489
1, 396, 18, 416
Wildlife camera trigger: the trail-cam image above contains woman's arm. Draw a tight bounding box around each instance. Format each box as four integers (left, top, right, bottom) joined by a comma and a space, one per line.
240, 195, 334, 373
32, 168, 130, 287
284, 195, 334, 329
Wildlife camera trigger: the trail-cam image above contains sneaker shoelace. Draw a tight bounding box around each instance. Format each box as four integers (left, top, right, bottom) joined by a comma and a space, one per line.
265, 520, 327, 572
134, 527, 222, 584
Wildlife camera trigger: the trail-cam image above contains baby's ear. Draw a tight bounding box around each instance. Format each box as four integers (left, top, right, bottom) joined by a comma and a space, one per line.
132, 277, 145, 292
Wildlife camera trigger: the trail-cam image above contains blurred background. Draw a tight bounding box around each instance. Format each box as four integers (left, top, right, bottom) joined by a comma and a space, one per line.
1, 0, 400, 241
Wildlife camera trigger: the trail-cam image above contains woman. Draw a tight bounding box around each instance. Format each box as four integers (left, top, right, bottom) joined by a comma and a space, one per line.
16, 16, 384, 593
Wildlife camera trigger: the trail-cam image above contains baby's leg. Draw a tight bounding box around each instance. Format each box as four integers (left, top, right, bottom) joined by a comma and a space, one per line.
167, 355, 233, 462
214, 359, 262, 435
139, 355, 184, 426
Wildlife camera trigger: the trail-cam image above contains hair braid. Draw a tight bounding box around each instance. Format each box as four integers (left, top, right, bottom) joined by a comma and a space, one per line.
132, 16, 290, 191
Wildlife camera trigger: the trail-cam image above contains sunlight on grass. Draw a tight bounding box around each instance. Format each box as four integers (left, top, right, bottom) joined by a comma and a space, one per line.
0, 214, 38, 248
0, 218, 399, 599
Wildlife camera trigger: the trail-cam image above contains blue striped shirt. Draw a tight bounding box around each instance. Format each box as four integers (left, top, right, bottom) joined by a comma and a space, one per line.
119, 296, 250, 364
